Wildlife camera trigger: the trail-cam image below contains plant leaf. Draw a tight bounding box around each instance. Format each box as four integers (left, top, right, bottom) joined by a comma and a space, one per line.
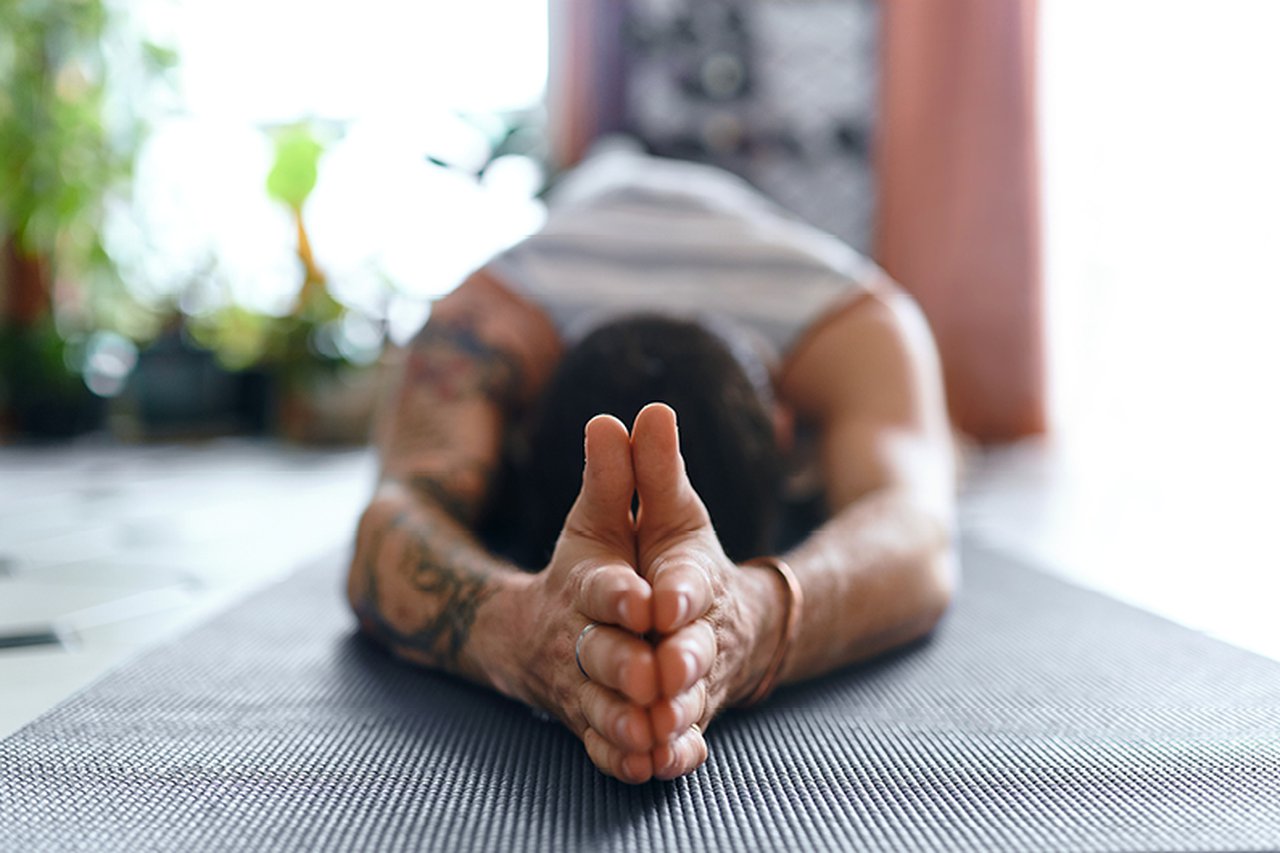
266, 125, 324, 211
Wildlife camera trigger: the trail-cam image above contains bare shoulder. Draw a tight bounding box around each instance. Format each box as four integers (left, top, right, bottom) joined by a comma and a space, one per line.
777, 282, 953, 512
423, 268, 563, 401
375, 267, 562, 503
778, 282, 945, 424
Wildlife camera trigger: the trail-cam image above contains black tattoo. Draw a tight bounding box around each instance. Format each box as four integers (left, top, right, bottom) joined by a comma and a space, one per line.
356, 510, 496, 670
406, 459, 495, 525
405, 322, 523, 407
357, 316, 517, 668
385, 319, 521, 524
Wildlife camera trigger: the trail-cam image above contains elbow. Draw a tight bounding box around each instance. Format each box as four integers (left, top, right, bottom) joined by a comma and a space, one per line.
915, 535, 959, 639
920, 552, 957, 635
902, 511, 958, 641
347, 486, 404, 627
887, 489, 959, 639
346, 508, 376, 625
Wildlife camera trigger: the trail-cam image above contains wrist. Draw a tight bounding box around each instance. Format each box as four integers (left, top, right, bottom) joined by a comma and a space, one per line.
729, 561, 789, 706
471, 570, 537, 702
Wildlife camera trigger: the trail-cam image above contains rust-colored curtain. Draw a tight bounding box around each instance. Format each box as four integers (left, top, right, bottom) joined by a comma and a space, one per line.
877, 0, 1044, 440
547, 0, 628, 169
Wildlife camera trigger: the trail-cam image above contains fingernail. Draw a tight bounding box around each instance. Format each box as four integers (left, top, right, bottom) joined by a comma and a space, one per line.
681, 650, 699, 687
673, 592, 689, 626
658, 748, 677, 776
615, 716, 630, 743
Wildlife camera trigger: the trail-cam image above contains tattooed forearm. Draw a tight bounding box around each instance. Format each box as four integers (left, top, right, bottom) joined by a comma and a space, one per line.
383, 318, 523, 520
355, 280, 551, 679
355, 508, 497, 670
405, 458, 495, 525
405, 322, 523, 407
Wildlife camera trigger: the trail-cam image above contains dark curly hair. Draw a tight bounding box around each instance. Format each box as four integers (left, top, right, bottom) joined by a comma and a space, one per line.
514, 314, 784, 567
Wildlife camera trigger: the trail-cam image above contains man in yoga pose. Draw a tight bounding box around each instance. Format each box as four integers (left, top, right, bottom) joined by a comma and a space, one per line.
347, 147, 956, 783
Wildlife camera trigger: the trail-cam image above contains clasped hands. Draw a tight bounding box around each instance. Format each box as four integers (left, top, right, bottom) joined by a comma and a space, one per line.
513, 403, 782, 784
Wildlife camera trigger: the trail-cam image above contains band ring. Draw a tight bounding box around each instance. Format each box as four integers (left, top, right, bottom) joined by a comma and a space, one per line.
575, 622, 599, 681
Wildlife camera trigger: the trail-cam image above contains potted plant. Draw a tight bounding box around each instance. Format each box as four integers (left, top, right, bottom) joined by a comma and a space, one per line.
184, 123, 385, 444
0, 1, 170, 438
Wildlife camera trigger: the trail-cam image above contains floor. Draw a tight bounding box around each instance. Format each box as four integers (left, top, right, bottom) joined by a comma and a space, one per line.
959, 436, 1280, 664
0, 440, 376, 738
2, 436, 1277, 739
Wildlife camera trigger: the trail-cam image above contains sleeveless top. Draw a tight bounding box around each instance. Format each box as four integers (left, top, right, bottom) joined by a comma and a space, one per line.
485, 142, 881, 355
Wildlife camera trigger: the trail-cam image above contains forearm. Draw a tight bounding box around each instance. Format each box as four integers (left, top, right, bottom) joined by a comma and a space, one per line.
760, 488, 955, 686
348, 273, 560, 694
347, 483, 532, 696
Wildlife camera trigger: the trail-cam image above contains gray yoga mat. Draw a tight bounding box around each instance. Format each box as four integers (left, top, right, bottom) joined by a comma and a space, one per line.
3, 540, 1280, 852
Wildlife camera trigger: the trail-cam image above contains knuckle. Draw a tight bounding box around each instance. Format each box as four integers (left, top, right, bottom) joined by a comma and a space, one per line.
645, 553, 679, 584
584, 729, 615, 775
707, 560, 729, 598
683, 730, 706, 762
671, 741, 699, 778
612, 646, 633, 687
698, 620, 719, 657
675, 738, 695, 770
568, 561, 597, 602
578, 561, 633, 609
590, 630, 620, 683
589, 689, 623, 744
680, 683, 703, 730
696, 560, 719, 595
576, 680, 598, 721
657, 555, 717, 606
672, 693, 694, 732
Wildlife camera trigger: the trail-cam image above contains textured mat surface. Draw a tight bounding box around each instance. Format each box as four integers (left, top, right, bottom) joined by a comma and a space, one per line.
3, 541, 1280, 852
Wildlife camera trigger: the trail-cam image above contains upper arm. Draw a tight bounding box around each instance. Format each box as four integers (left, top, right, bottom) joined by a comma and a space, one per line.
779, 287, 954, 517
377, 269, 561, 523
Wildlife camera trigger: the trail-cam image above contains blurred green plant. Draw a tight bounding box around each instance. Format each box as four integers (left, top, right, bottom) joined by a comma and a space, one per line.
266, 124, 325, 210
188, 122, 350, 387
0, 0, 173, 434
184, 108, 549, 383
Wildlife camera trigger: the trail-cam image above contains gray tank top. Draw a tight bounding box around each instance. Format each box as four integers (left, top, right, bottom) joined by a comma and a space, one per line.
486, 143, 879, 354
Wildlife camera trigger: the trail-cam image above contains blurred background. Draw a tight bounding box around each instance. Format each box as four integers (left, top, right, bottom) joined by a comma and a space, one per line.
0, 0, 549, 443
2, 0, 1278, 733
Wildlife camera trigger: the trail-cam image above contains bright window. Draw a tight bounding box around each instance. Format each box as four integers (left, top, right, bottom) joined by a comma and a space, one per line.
116, 0, 549, 341
1035, 0, 1280, 653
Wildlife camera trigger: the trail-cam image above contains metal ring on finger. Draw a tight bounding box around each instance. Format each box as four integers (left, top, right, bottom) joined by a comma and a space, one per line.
575, 622, 600, 681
